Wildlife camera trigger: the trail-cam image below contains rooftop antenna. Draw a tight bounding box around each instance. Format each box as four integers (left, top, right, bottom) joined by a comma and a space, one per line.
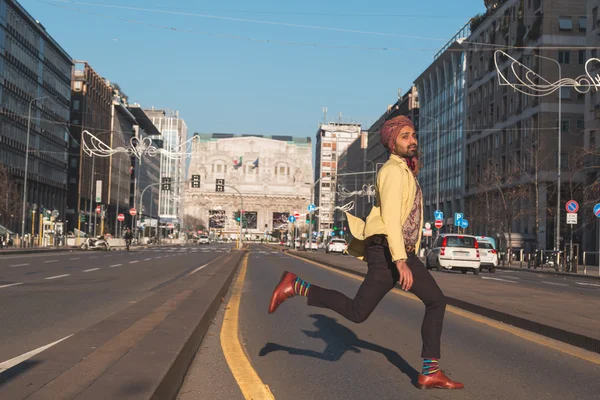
338, 112, 342, 123
322, 106, 327, 125
398, 88, 403, 101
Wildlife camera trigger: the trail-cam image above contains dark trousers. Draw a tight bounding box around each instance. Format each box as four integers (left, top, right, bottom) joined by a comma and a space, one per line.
307, 243, 446, 358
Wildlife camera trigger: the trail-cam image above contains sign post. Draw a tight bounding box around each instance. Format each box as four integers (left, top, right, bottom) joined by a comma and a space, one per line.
308, 204, 316, 251
454, 213, 463, 233
594, 203, 600, 276
130, 208, 137, 231
566, 200, 579, 272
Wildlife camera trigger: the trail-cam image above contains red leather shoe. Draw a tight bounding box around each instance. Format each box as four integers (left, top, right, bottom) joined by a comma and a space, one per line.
268, 271, 298, 314
417, 371, 464, 389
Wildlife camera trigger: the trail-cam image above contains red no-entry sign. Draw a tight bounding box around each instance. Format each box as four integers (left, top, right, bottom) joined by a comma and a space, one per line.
117, 213, 125, 222
129, 208, 137, 216
96, 206, 101, 214
434, 220, 443, 229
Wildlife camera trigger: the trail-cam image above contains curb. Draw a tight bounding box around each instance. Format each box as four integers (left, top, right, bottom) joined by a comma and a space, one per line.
495, 265, 600, 280
286, 250, 600, 355
0, 247, 81, 255
153, 249, 246, 400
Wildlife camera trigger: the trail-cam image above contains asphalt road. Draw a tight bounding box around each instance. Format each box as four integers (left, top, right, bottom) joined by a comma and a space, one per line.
181, 245, 600, 399
0, 243, 233, 364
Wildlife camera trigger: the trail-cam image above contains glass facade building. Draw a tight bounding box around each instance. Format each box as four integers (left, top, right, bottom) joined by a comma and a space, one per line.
414, 24, 469, 229
145, 109, 188, 223
0, 0, 72, 233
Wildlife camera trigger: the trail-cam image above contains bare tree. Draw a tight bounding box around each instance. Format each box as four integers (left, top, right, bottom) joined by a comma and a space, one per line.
0, 164, 22, 231
183, 214, 207, 232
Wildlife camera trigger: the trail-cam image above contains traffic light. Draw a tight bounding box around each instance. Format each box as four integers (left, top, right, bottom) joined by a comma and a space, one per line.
161, 177, 172, 191
191, 175, 200, 188
216, 179, 225, 192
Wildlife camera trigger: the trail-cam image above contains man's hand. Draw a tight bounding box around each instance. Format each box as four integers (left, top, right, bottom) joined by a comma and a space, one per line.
395, 260, 413, 291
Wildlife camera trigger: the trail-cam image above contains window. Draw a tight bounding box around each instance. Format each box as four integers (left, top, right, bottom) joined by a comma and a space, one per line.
73, 100, 80, 110
579, 50, 586, 65
579, 17, 587, 32
560, 87, 572, 99
216, 164, 222, 173
560, 118, 570, 133
576, 116, 584, 133
558, 51, 570, 64
558, 17, 573, 30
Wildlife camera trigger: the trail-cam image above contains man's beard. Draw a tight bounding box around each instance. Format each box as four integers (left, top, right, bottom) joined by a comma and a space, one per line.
397, 146, 418, 158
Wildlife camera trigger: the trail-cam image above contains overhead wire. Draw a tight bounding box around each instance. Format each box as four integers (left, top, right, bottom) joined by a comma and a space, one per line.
46, 0, 448, 41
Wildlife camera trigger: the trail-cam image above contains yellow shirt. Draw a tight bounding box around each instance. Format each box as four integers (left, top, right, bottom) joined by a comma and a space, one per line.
345, 154, 424, 262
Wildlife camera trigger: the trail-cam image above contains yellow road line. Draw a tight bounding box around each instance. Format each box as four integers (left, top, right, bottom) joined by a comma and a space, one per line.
220, 254, 275, 399
286, 253, 600, 365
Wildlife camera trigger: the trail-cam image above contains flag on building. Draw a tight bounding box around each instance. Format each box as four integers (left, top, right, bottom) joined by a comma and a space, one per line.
233, 156, 243, 169
252, 158, 259, 169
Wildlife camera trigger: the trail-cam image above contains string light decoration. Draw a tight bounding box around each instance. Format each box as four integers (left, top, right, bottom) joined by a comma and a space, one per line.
494, 50, 600, 97
336, 184, 376, 202
81, 130, 195, 164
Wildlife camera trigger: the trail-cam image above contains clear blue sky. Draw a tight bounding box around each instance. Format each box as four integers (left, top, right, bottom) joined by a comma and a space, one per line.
23, 0, 485, 138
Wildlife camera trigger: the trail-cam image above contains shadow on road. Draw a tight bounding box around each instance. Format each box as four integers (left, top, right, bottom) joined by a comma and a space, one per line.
0, 359, 41, 387
259, 314, 419, 386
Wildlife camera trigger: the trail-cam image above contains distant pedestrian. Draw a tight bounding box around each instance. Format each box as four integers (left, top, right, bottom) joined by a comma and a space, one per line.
268, 115, 463, 390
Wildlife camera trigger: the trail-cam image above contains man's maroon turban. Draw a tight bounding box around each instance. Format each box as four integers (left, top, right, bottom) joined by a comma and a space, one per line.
380, 115, 418, 173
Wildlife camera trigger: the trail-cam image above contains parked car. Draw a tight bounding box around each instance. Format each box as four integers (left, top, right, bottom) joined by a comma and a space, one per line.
478, 240, 498, 273
425, 234, 481, 275
198, 235, 210, 245
326, 238, 348, 254
306, 239, 319, 250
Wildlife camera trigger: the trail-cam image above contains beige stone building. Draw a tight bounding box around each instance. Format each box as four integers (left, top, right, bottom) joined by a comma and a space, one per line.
183, 134, 313, 238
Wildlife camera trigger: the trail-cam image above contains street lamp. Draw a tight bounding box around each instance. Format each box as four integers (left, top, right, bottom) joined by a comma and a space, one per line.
21, 95, 49, 244
533, 54, 561, 255
419, 115, 441, 211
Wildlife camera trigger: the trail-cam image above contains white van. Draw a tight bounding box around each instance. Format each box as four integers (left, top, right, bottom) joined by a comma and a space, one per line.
425, 234, 481, 275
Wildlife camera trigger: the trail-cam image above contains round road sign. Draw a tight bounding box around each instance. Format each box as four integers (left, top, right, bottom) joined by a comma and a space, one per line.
293, 211, 300, 218
434, 220, 443, 229
96, 206, 101, 214
566, 200, 579, 213
594, 203, 600, 217
117, 213, 125, 222
425, 222, 431, 229
129, 208, 137, 216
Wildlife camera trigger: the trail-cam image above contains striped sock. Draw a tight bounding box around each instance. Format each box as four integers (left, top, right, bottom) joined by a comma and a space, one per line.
422, 358, 440, 375
293, 277, 311, 297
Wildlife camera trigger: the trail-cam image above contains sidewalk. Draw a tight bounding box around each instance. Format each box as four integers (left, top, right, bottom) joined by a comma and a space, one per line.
269, 246, 600, 354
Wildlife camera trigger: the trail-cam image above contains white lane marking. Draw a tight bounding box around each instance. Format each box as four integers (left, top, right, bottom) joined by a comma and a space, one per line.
0, 335, 73, 373
70, 257, 80, 260
481, 277, 519, 283
542, 281, 568, 286
84, 268, 100, 272
189, 264, 209, 275
109, 264, 122, 268
45, 274, 70, 280
0, 282, 23, 289
144, 258, 152, 261
10, 263, 29, 267
129, 260, 139, 264
44, 260, 58, 263
576, 282, 600, 288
